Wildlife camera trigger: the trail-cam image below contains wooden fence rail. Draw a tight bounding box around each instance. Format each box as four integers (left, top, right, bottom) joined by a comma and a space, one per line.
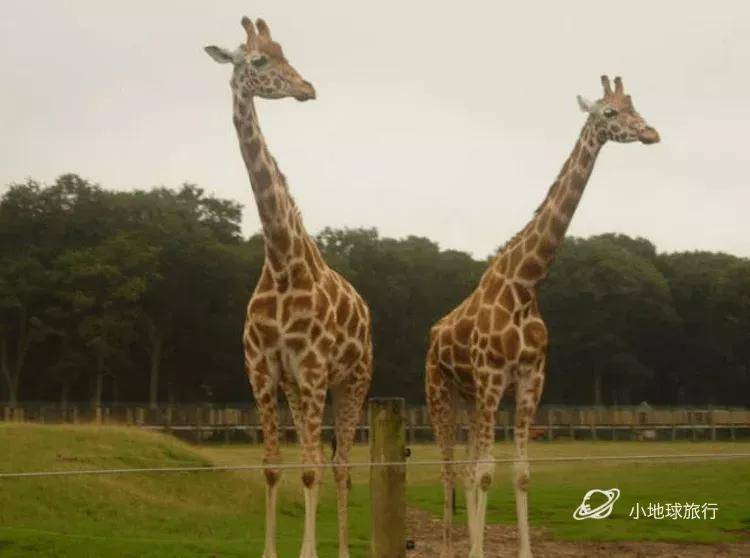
2, 404, 749, 443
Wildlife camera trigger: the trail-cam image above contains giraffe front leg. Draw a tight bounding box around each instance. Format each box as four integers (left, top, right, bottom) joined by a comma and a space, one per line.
331, 428, 352, 558
463, 406, 480, 558
301, 474, 321, 558
331, 366, 370, 558
469, 396, 499, 558
249, 357, 282, 558
513, 406, 532, 558
514, 364, 544, 558
464, 472, 478, 556
264, 469, 281, 558
298, 373, 327, 558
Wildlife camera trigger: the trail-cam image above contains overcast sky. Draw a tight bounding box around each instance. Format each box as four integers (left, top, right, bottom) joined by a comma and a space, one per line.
1, 1, 748, 258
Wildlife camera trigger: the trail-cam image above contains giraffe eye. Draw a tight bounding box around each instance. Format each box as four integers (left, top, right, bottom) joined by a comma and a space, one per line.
251, 56, 268, 68
603, 108, 618, 118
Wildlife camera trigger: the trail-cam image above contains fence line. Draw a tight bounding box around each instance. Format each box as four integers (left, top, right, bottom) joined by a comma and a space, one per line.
3, 403, 750, 444
4, 403, 750, 426
0, 525, 357, 546
2, 452, 749, 480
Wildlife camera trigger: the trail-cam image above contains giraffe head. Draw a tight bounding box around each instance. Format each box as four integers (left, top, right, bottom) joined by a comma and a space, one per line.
205, 17, 316, 102
577, 76, 659, 144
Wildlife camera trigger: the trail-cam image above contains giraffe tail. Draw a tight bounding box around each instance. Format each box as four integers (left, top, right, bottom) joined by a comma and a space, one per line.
330, 431, 338, 460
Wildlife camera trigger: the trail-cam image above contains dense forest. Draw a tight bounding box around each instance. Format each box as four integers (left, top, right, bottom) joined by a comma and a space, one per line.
1, 175, 748, 408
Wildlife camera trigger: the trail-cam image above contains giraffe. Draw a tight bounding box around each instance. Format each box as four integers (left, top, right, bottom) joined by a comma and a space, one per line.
205, 17, 372, 558
426, 76, 660, 558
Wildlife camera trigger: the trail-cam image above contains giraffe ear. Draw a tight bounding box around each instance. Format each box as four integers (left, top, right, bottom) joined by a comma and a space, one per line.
577, 95, 595, 113
204, 45, 234, 64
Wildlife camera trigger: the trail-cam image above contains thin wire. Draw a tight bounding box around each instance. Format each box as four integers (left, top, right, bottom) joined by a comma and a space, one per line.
0, 525, 367, 546
1, 452, 748, 479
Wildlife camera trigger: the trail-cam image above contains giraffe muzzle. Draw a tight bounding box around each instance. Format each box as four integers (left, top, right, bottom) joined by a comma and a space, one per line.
638, 127, 660, 144
294, 81, 317, 101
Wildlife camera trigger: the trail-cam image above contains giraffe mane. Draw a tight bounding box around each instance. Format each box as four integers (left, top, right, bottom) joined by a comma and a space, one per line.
495, 179, 559, 257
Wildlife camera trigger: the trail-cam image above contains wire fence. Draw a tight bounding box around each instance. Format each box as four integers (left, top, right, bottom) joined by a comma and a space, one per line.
2, 452, 749, 479
0, 525, 366, 548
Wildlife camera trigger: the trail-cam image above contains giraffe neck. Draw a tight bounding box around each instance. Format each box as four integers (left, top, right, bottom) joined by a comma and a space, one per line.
231, 86, 315, 273
491, 122, 604, 287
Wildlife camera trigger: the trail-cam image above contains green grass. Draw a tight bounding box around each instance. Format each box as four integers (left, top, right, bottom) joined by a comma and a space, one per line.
405, 442, 750, 544
0, 424, 748, 557
0, 424, 368, 557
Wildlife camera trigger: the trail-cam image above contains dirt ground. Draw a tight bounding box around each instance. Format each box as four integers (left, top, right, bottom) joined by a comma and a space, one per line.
405, 507, 750, 557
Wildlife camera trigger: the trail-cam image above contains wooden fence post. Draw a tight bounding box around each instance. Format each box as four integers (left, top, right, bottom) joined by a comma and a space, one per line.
166, 406, 173, 435
408, 407, 417, 444
369, 398, 406, 558
195, 408, 202, 445
363, 411, 372, 444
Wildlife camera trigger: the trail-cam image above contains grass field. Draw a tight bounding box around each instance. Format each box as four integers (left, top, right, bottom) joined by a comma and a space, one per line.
0, 423, 748, 557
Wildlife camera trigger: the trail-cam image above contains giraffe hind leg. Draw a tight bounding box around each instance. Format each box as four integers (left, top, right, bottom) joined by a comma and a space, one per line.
331, 363, 370, 558
426, 361, 458, 558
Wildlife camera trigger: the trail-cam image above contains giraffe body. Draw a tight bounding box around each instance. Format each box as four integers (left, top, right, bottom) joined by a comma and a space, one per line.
206, 17, 372, 558
426, 76, 659, 558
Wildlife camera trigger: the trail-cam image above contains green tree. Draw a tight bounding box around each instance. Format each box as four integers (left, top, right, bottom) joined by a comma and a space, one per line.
55, 234, 160, 406
114, 185, 246, 407
710, 259, 750, 403
2, 175, 748, 407
541, 236, 678, 405
657, 251, 739, 404
0, 255, 51, 406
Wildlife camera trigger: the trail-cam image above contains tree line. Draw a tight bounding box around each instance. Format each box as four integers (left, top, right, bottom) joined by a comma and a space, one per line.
1, 175, 748, 408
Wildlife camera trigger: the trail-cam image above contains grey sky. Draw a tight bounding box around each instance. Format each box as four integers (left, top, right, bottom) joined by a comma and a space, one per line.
1, 1, 748, 258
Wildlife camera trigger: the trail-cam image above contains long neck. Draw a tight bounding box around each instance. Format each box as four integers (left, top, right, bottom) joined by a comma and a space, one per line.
489, 122, 604, 287
232, 87, 322, 274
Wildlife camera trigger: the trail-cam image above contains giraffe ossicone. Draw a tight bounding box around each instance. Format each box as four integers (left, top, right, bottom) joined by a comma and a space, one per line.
206, 16, 372, 558
426, 75, 660, 558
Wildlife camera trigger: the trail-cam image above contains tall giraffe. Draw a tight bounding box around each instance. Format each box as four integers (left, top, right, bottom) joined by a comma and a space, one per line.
426, 76, 660, 558
205, 17, 372, 558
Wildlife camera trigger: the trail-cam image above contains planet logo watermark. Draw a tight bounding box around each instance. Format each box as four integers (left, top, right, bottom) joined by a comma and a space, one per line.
572, 488, 621, 520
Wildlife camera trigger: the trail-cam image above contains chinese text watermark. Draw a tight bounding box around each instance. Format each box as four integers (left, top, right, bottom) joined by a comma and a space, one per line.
629, 502, 718, 520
